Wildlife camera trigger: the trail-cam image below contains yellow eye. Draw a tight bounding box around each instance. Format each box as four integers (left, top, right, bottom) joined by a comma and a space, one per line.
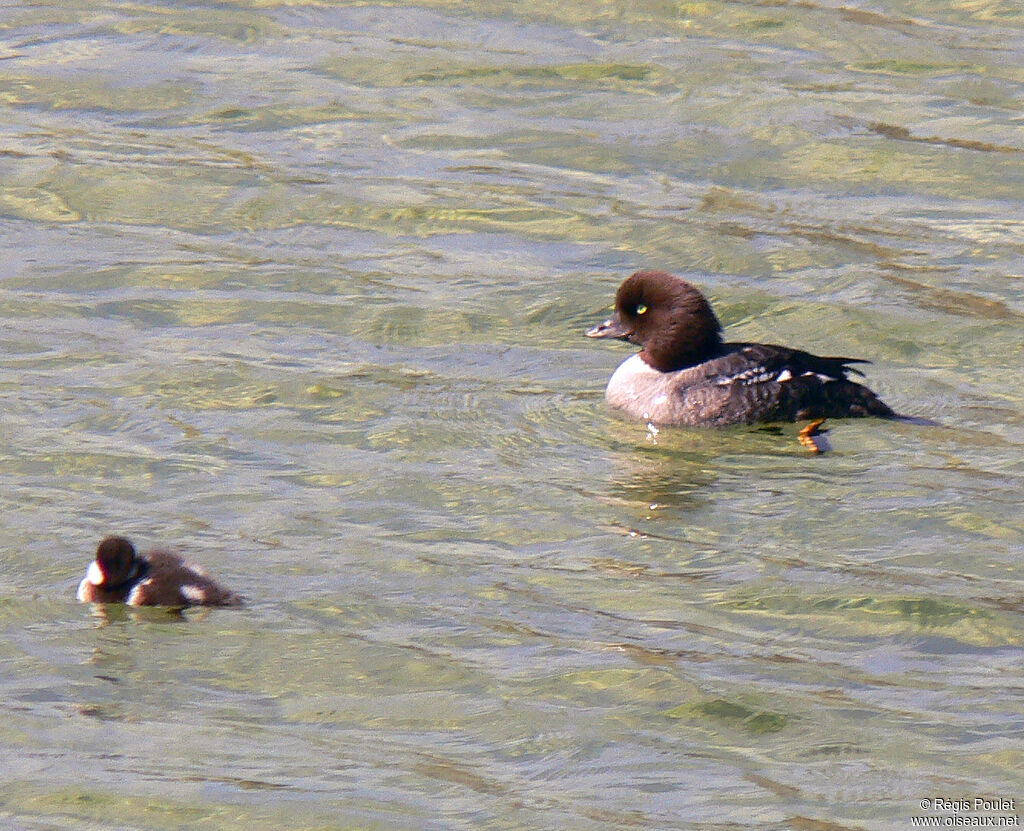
636, 303, 648, 315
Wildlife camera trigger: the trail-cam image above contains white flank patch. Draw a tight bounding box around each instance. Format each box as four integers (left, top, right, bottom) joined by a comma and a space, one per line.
181, 584, 208, 604
800, 370, 836, 382
776, 369, 792, 383
86, 561, 104, 585
127, 582, 148, 605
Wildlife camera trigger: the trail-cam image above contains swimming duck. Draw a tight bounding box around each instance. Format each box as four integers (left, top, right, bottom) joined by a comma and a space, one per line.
77, 536, 241, 607
586, 270, 895, 427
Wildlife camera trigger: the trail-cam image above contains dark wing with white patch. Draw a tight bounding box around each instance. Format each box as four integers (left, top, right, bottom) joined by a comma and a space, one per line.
690, 343, 893, 424
716, 344, 868, 384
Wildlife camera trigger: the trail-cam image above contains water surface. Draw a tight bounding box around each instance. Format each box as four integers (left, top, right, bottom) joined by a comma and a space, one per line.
1, 1, 1022, 829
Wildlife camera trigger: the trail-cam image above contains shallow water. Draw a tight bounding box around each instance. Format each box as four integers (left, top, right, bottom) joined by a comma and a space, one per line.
1, 1, 1022, 829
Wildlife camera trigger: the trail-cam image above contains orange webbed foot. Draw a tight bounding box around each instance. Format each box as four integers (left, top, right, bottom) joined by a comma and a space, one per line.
798, 418, 830, 454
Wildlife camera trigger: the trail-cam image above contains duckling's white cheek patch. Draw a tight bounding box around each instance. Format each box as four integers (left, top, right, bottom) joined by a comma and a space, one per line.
86, 561, 105, 586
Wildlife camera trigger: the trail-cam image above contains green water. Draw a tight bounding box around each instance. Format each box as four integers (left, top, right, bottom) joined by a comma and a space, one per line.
1, 1, 1022, 829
